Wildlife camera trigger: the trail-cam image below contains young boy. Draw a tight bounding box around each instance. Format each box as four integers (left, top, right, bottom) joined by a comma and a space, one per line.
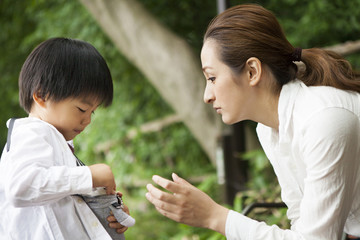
0, 37, 132, 239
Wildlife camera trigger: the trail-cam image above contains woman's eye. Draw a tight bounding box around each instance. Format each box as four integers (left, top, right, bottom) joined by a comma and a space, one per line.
78, 107, 86, 113
208, 77, 216, 82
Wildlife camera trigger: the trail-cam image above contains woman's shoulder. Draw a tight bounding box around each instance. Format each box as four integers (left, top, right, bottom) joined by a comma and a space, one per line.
278, 80, 360, 138
293, 82, 360, 119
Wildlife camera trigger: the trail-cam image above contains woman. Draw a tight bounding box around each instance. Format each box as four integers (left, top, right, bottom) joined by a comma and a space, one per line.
145, 4, 360, 240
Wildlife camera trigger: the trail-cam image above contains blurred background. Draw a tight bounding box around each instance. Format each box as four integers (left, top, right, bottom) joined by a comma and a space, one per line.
1, 0, 359, 239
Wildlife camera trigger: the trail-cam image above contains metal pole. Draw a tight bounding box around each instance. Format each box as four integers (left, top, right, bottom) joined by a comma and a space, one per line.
217, 0, 227, 14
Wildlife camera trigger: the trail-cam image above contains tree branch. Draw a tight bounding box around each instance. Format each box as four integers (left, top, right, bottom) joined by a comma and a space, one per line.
324, 39, 360, 56
80, 0, 221, 163
127, 114, 182, 139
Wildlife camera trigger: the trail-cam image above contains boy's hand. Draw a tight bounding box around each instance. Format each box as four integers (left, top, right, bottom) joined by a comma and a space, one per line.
107, 204, 130, 234
107, 192, 130, 234
88, 164, 116, 195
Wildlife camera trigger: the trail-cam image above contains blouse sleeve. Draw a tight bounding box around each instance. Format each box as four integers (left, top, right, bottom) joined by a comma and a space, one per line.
4, 123, 93, 207
225, 107, 360, 239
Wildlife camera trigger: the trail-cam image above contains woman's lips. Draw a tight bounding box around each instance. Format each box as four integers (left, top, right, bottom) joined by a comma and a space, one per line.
214, 107, 221, 114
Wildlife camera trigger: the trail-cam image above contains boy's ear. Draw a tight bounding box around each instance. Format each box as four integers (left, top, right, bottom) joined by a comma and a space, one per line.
245, 57, 262, 87
32, 92, 46, 107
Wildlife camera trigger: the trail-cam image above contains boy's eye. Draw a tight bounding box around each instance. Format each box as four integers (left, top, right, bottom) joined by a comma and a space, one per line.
78, 107, 86, 113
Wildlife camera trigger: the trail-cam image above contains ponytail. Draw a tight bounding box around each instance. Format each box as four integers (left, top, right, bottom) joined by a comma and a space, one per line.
298, 48, 360, 92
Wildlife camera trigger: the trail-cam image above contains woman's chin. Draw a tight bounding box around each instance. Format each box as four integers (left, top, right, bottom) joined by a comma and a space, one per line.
222, 116, 235, 125
222, 115, 244, 125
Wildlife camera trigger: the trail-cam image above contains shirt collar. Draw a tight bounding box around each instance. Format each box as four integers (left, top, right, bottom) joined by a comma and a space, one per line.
277, 79, 302, 143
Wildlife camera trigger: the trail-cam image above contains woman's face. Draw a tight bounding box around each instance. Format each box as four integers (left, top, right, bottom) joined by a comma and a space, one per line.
201, 40, 253, 125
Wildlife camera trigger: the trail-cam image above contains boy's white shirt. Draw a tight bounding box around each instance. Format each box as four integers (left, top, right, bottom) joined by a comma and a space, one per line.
0, 117, 112, 240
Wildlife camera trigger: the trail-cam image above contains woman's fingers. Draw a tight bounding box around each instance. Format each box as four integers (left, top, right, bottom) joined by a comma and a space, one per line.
146, 183, 178, 205
146, 174, 195, 211
145, 187, 186, 223
146, 191, 178, 212
172, 173, 192, 186
146, 173, 229, 235
152, 175, 176, 192
151, 174, 189, 194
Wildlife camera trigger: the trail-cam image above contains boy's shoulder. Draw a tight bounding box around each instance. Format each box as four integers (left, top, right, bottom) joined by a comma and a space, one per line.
4, 117, 68, 155
11, 117, 49, 129
10, 117, 58, 138
1, 118, 62, 159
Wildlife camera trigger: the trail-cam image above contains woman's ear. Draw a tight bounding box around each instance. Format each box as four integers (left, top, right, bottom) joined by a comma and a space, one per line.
32, 92, 46, 108
245, 57, 262, 87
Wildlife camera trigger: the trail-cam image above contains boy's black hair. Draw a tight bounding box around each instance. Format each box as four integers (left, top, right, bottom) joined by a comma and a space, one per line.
19, 37, 113, 113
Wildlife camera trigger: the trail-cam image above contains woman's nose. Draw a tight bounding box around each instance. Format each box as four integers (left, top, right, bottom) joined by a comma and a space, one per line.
203, 83, 214, 104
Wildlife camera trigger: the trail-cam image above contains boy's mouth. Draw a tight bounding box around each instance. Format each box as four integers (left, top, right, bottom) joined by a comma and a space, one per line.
74, 129, 83, 134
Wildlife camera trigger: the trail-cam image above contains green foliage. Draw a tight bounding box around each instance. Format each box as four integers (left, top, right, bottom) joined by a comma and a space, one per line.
0, 0, 34, 148
1, 0, 359, 239
137, 0, 217, 55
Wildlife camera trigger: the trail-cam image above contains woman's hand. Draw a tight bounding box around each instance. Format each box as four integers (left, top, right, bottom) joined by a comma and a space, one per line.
107, 192, 130, 234
146, 173, 229, 235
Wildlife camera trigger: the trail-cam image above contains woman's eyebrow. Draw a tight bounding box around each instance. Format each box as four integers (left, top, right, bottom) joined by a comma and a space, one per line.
202, 66, 211, 72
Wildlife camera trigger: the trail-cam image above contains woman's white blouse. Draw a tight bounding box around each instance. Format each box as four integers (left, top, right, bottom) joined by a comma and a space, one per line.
225, 80, 360, 239
0, 117, 112, 239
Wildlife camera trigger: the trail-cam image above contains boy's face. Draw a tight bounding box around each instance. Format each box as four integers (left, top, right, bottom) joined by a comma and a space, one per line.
32, 96, 100, 141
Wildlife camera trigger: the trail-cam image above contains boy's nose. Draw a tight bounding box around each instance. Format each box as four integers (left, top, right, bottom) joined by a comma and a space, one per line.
82, 114, 92, 126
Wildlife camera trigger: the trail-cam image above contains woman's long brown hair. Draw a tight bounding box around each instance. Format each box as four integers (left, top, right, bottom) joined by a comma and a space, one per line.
204, 4, 360, 93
